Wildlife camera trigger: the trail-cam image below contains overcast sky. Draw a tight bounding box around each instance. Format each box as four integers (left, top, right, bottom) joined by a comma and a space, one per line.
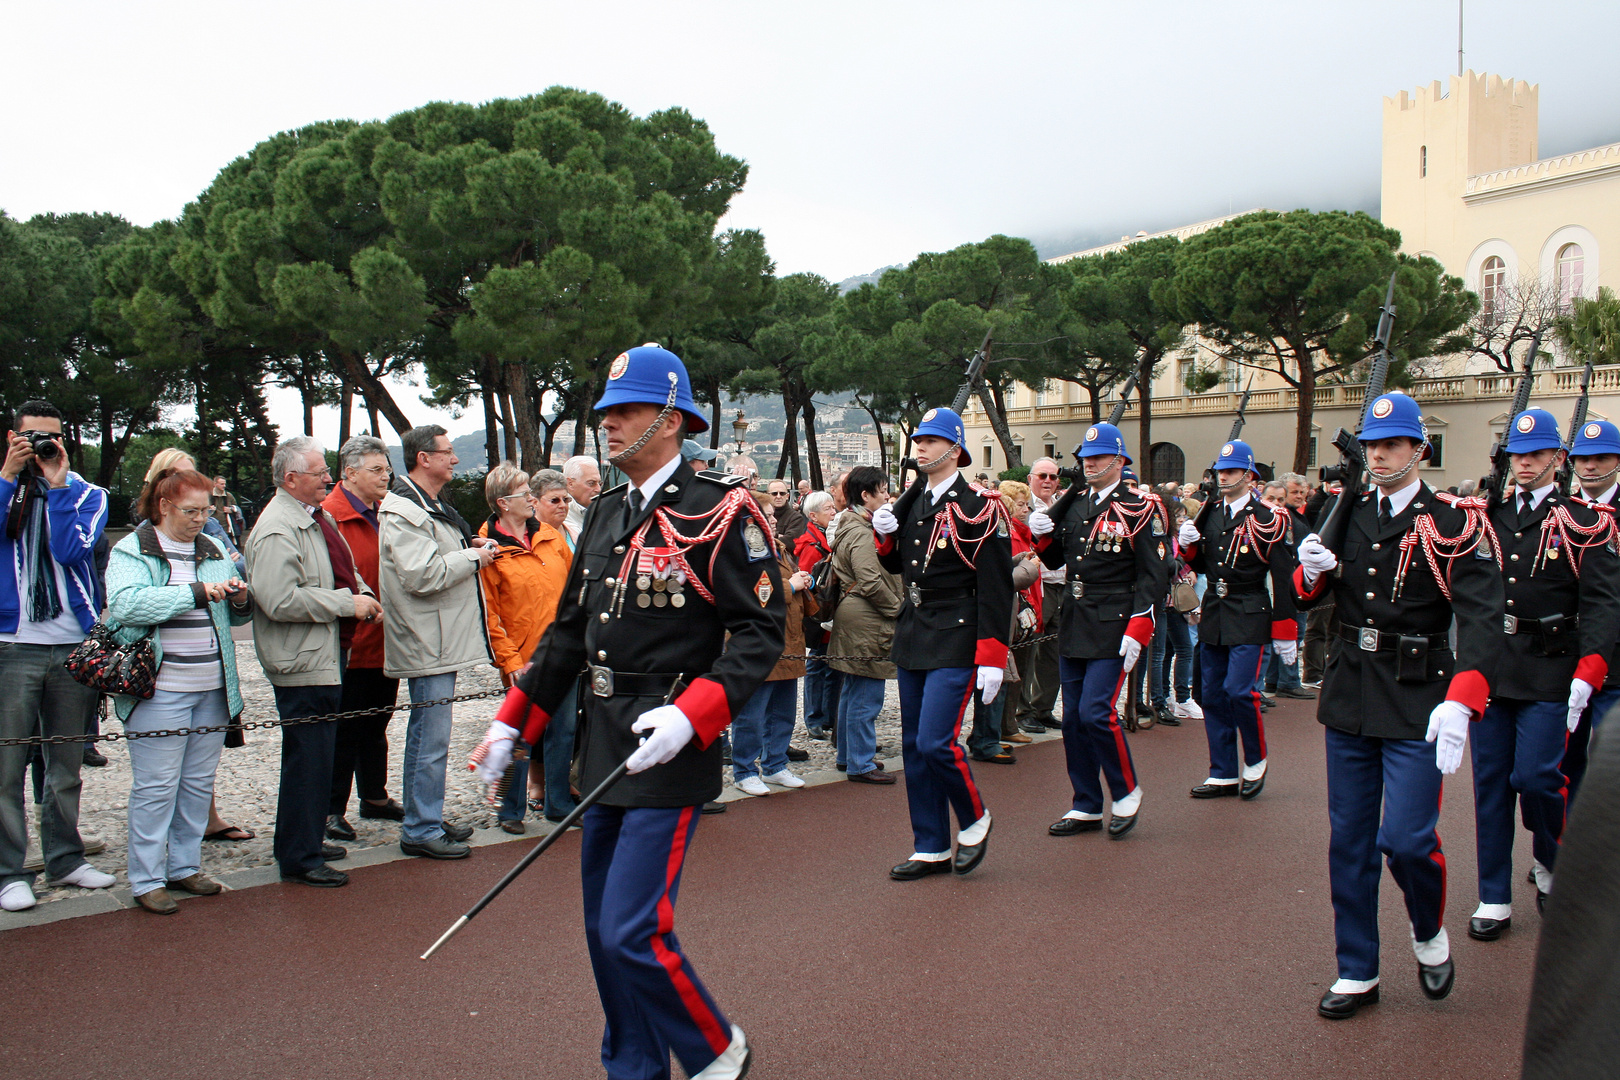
5, 0, 1618, 445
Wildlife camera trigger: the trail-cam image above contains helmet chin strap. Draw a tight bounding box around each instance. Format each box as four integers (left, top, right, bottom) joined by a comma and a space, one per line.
1218, 474, 1251, 495
1368, 428, 1429, 487
1579, 463, 1620, 488
1085, 454, 1122, 486
608, 373, 680, 468
1515, 455, 1560, 492
916, 440, 961, 473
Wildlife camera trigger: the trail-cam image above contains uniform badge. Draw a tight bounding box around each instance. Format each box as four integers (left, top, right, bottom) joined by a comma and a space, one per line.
922, 408, 938, 422
1587, 423, 1603, 440
1157, 542, 1165, 559
1372, 397, 1393, 419
1516, 414, 1536, 433
608, 352, 630, 380
997, 519, 1008, 538
743, 521, 770, 561
1150, 515, 1165, 536
754, 571, 773, 607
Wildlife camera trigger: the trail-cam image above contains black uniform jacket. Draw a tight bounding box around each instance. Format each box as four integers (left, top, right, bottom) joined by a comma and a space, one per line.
1575, 485, 1620, 692
877, 474, 1013, 671
1184, 496, 1300, 647
1294, 482, 1503, 740
1035, 482, 1170, 660
511, 464, 785, 808
1489, 490, 1620, 701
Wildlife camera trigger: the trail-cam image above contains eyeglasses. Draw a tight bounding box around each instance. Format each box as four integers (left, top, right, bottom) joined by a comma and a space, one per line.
423, 448, 455, 458
351, 464, 392, 478
769, 490, 789, 498
289, 467, 332, 478
499, 491, 534, 503
1031, 472, 1057, 480
167, 504, 211, 519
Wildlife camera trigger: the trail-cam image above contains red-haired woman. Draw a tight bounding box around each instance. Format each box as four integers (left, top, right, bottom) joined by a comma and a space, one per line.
105, 469, 254, 914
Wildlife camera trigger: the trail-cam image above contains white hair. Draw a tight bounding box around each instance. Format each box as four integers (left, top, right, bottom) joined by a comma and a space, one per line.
803, 491, 833, 515
562, 456, 598, 481
339, 434, 387, 474
272, 436, 325, 486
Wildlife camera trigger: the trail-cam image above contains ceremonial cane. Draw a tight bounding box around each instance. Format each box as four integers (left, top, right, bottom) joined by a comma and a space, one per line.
420, 677, 686, 960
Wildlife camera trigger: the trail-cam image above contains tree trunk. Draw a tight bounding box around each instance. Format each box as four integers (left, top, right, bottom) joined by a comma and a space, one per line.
481, 374, 500, 470
573, 392, 589, 457
1135, 348, 1159, 487
710, 394, 723, 449
338, 379, 353, 450
504, 363, 544, 473
300, 360, 316, 437
976, 381, 1020, 472
367, 401, 380, 437
778, 394, 801, 482
499, 387, 518, 463
336, 350, 413, 438
801, 400, 824, 490
1292, 341, 1316, 475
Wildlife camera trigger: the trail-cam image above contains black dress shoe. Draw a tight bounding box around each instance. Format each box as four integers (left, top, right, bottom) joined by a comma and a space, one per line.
806, 726, 830, 741
953, 820, 992, 875
1240, 774, 1266, 800
1155, 707, 1181, 727
1108, 810, 1139, 839
1019, 719, 1048, 734
1537, 889, 1549, 914
785, 745, 809, 762
1419, 957, 1454, 1000
325, 815, 357, 841
1190, 783, 1240, 799
82, 747, 109, 767
970, 750, 1016, 764
1048, 817, 1103, 836
499, 819, 526, 835
281, 865, 349, 887
1276, 686, 1317, 699
321, 842, 348, 860
1317, 984, 1378, 1019
359, 798, 405, 820
889, 858, 952, 881
1467, 916, 1510, 941
442, 821, 473, 842
701, 801, 727, 814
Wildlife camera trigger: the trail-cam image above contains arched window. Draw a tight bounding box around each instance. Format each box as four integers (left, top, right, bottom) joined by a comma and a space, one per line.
1419, 145, 1427, 178
1480, 256, 1506, 326
1149, 442, 1186, 485
1558, 243, 1586, 307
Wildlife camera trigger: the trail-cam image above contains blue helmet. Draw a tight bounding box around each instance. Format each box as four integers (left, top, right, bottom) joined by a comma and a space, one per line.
1078, 422, 1132, 463
1504, 408, 1563, 454
594, 344, 708, 432
914, 406, 972, 466
1572, 419, 1620, 457
1359, 393, 1431, 459
1213, 439, 1259, 475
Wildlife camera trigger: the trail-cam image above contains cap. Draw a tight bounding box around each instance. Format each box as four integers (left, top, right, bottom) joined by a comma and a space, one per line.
680, 439, 719, 464
594, 344, 708, 432
1571, 419, 1620, 457
1359, 393, 1431, 459
1504, 408, 1564, 454
915, 406, 972, 467
1077, 422, 1132, 463
1213, 439, 1259, 475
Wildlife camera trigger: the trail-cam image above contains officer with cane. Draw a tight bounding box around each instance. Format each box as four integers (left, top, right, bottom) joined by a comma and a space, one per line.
468, 344, 782, 1080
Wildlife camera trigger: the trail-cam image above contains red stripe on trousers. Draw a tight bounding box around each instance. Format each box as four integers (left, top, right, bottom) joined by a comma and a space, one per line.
648, 807, 731, 1056
1105, 668, 1137, 792
1429, 788, 1447, 921
949, 678, 986, 820
1250, 649, 1268, 760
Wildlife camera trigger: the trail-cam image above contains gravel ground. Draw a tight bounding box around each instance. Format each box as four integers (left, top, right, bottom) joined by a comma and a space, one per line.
28, 643, 923, 907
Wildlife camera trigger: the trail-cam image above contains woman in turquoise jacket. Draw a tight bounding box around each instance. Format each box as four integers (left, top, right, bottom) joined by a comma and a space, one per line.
104, 470, 253, 914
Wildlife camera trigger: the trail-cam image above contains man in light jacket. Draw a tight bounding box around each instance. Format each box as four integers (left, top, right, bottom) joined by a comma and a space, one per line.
378, 425, 494, 860
246, 436, 380, 888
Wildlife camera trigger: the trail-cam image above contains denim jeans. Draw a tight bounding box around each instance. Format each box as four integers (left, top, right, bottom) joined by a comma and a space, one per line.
1264, 613, 1306, 690
836, 674, 885, 775
731, 679, 798, 780
1152, 609, 1194, 707
804, 645, 842, 734
0, 641, 97, 887
123, 687, 228, 896
402, 672, 457, 844
968, 688, 1007, 758
499, 681, 580, 822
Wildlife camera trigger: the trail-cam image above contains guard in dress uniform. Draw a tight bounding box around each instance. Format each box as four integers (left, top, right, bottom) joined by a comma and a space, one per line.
1467, 409, 1620, 943
871, 406, 1012, 881
1027, 422, 1169, 839
1563, 417, 1620, 804
470, 344, 781, 1080
1177, 440, 1298, 801
1293, 393, 1504, 1020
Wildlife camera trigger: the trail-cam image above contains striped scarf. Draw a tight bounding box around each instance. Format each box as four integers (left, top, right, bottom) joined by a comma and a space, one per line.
12, 476, 63, 624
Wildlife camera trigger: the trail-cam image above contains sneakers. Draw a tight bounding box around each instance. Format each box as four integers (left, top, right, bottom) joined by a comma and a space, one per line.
1, 881, 36, 911
1172, 698, 1204, 721
762, 769, 805, 789
734, 775, 771, 797
52, 863, 116, 889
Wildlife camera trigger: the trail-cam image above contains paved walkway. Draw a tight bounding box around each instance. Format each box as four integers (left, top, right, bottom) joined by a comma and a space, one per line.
5, 698, 1536, 1079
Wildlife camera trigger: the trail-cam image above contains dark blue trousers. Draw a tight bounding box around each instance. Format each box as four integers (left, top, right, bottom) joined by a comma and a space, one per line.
1324, 726, 1447, 982
1473, 698, 1570, 903
896, 666, 986, 854
1058, 655, 1138, 813
581, 804, 732, 1080
271, 683, 341, 876
1562, 685, 1620, 807
1199, 643, 1267, 780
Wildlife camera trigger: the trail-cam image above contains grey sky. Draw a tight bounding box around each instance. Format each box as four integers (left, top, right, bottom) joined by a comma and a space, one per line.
4, 0, 1617, 443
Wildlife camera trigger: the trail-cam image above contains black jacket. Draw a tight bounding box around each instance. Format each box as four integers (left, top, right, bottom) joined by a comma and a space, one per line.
1036, 483, 1170, 660
1185, 497, 1300, 647
1293, 483, 1502, 740
515, 464, 785, 808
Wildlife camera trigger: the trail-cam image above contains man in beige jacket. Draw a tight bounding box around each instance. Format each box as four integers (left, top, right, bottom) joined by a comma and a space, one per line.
379, 425, 494, 859
246, 436, 380, 887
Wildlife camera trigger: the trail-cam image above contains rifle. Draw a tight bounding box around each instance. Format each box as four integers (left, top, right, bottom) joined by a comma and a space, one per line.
1482, 330, 1543, 512
893, 329, 995, 523
1315, 271, 1400, 557
1558, 358, 1595, 494
1045, 370, 1141, 525
1189, 375, 1255, 535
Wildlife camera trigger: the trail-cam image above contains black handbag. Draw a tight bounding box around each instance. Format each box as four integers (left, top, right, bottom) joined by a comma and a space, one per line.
65, 620, 158, 699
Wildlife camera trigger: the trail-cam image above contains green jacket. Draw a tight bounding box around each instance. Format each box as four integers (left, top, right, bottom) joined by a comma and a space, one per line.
104, 523, 255, 721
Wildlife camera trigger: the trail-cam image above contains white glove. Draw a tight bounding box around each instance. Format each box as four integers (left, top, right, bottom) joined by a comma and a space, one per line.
626, 705, 696, 773
1425, 700, 1473, 775
1297, 533, 1338, 586
976, 665, 1004, 703
1178, 520, 1200, 546
1568, 679, 1596, 733
1272, 639, 1298, 667
1119, 635, 1143, 673
468, 720, 520, 785
871, 505, 899, 536
1028, 510, 1054, 537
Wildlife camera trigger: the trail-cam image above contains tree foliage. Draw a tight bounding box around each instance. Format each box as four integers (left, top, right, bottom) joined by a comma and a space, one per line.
1556, 286, 1620, 368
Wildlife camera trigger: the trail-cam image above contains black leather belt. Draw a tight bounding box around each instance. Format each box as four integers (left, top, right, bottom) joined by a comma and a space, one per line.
906, 584, 976, 607
1069, 581, 1133, 600
1209, 580, 1265, 599
587, 666, 688, 699
1503, 613, 1575, 635
1336, 628, 1449, 653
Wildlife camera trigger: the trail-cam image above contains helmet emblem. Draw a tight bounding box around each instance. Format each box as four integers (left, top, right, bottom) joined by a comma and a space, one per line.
1085, 427, 1099, 442
1371, 397, 1393, 419
1587, 423, 1603, 439
922, 408, 938, 422
608, 353, 630, 380
1221, 443, 1234, 457
1516, 414, 1536, 433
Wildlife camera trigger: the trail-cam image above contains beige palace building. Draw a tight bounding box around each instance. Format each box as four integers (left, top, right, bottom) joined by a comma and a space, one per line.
964, 70, 1620, 487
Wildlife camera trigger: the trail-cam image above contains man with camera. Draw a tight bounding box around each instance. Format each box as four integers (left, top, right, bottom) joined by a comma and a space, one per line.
0, 401, 116, 912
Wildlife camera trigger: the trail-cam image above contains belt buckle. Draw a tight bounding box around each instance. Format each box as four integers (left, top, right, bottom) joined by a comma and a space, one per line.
1503, 614, 1519, 634
1070, 581, 1084, 599
589, 665, 614, 698
1358, 628, 1379, 652
907, 582, 923, 607
1215, 580, 1229, 599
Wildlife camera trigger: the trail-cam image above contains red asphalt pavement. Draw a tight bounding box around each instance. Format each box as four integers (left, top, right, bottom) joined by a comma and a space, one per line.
4, 697, 1538, 1080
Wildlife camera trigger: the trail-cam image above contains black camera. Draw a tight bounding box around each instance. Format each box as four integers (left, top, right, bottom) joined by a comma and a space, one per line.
23, 431, 61, 462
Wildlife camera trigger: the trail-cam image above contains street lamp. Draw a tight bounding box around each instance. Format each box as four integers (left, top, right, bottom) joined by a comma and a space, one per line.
732, 410, 748, 455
